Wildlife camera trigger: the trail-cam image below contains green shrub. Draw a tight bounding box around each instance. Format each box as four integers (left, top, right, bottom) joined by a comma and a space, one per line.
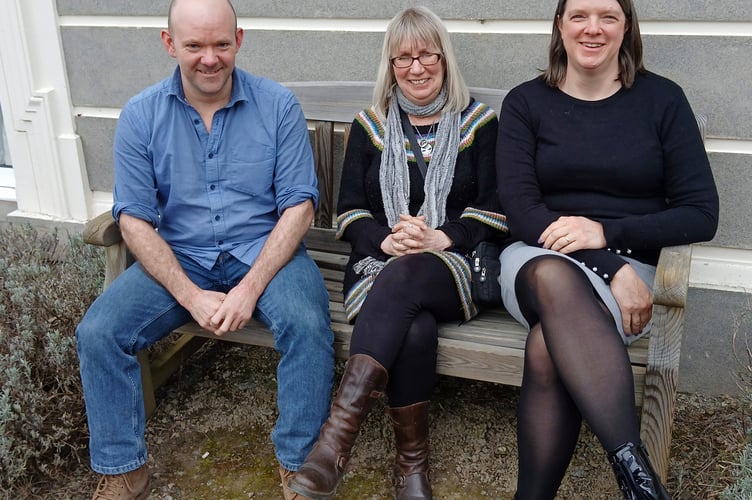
723, 445, 752, 500
0, 224, 104, 493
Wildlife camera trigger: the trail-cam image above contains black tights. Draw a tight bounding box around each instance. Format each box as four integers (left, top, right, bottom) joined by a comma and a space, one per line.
349, 253, 464, 407
514, 255, 641, 500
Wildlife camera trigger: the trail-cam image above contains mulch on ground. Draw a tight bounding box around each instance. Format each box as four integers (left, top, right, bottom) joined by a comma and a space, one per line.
44, 341, 748, 499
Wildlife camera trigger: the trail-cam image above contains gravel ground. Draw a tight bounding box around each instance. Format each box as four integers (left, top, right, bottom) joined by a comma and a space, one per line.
52, 340, 748, 499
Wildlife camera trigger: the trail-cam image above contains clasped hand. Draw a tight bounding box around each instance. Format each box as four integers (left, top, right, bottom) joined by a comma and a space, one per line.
187, 283, 258, 336
381, 214, 451, 256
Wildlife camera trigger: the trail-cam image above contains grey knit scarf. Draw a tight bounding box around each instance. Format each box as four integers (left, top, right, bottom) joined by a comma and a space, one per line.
379, 86, 461, 228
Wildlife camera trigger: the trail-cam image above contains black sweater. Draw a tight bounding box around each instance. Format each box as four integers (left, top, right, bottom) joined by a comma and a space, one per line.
496, 72, 719, 281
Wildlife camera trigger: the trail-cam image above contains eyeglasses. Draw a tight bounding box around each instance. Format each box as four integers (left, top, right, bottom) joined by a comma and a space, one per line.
390, 53, 442, 69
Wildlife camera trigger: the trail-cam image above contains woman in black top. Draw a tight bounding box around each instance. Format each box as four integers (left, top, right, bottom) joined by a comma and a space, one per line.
289, 7, 506, 500
496, 0, 718, 498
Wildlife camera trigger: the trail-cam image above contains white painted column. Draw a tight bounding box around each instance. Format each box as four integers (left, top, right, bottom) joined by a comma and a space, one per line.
0, 0, 91, 222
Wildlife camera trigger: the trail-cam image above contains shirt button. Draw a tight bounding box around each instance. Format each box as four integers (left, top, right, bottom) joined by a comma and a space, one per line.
214, 215, 220, 221
210, 184, 216, 190
193, 119, 199, 125
208, 153, 214, 159
218, 240, 224, 245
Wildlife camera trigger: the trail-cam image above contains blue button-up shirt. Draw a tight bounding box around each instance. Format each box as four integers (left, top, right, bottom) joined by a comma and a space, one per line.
112, 67, 318, 270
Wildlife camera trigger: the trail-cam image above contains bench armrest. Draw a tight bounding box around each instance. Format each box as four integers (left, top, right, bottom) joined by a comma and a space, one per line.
83, 211, 122, 247
652, 245, 692, 308
83, 211, 128, 288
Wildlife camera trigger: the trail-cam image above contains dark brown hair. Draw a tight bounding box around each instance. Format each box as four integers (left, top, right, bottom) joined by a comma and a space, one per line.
542, 0, 646, 88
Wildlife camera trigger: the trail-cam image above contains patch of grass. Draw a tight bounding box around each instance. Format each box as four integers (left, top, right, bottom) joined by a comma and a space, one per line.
168, 427, 281, 499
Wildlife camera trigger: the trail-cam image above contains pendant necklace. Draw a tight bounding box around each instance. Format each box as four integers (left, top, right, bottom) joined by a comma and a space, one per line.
414, 123, 435, 157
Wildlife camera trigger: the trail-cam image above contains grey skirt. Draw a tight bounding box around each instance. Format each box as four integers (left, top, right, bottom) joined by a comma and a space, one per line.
498, 241, 657, 345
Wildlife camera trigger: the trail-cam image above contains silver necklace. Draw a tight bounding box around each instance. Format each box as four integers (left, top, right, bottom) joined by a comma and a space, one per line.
413, 123, 435, 156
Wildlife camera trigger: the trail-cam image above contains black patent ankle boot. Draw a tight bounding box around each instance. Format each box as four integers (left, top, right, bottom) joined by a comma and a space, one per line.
608, 442, 671, 500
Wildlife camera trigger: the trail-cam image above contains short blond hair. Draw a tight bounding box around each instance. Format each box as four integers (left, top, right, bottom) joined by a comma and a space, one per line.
373, 6, 469, 118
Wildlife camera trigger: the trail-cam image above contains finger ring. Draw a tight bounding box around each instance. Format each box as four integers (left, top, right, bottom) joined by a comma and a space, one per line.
408, 223, 413, 229
564, 236, 571, 243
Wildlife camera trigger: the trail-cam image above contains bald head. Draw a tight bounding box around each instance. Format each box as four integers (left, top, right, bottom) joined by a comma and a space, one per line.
167, 0, 237, 33
161, 0, 243, 106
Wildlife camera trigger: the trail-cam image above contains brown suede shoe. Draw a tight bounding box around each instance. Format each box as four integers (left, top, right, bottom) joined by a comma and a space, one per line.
279, 466, 312, 500
91, 464, 150, 500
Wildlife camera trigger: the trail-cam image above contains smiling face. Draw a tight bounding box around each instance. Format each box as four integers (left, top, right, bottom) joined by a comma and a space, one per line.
162, 0, 243, 106
391, 39, 446, 106
557, 0, 627, 78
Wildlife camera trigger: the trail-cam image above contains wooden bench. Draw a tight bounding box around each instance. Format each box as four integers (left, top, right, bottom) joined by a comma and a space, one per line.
83, 81, 698, 481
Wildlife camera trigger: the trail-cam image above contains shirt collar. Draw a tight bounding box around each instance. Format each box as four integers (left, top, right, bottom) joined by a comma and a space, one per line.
166, 66, 249, 109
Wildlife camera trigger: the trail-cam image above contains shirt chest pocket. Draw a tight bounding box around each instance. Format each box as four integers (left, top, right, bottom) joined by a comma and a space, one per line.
224, 149, 275, 197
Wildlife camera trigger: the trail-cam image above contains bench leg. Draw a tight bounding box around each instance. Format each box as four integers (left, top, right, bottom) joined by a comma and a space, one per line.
137, 350, 157, 419
150, 334, 208, 388
639, 303, 684, 481
137, 334, 209, 419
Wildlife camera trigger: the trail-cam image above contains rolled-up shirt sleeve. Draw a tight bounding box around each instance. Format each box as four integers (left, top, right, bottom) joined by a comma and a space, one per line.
272, 94, 318, 214
112, 102, 160, 227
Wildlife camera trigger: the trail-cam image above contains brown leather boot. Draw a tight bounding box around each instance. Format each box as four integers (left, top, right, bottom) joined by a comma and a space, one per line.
287, 354, 388, 500
388, 401, 433, 500
91, 464, 150, 500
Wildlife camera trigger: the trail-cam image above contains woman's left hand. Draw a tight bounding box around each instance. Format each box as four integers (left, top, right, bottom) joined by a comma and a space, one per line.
610, 264, 653, 335
539, 216, 606, 253
393, 214, 452, 252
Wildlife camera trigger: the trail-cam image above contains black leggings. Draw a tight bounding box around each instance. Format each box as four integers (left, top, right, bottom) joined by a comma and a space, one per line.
514, 255, 641, 500
349, 253, 464, 407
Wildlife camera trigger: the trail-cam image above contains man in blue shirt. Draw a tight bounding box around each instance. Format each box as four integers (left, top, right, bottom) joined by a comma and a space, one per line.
75, 0, 334, 498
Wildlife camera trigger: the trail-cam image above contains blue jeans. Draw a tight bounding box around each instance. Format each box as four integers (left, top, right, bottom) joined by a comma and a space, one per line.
76, 249, 334, 474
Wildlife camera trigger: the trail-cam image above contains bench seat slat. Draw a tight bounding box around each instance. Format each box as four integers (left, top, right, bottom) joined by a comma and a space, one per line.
169, 320, 646, 406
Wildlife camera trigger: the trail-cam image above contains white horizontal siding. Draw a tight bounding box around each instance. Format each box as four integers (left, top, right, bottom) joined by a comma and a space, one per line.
691, 246, 752, 292
58, 16, 752, 37
705, 139, 752, 155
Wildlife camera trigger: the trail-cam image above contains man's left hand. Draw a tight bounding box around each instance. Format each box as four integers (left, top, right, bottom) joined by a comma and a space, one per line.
208, 281, 260, 335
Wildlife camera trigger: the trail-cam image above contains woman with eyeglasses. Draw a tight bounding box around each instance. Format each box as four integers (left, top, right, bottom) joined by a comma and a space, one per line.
496, 0, 718, 498
288, 6, 506, 500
